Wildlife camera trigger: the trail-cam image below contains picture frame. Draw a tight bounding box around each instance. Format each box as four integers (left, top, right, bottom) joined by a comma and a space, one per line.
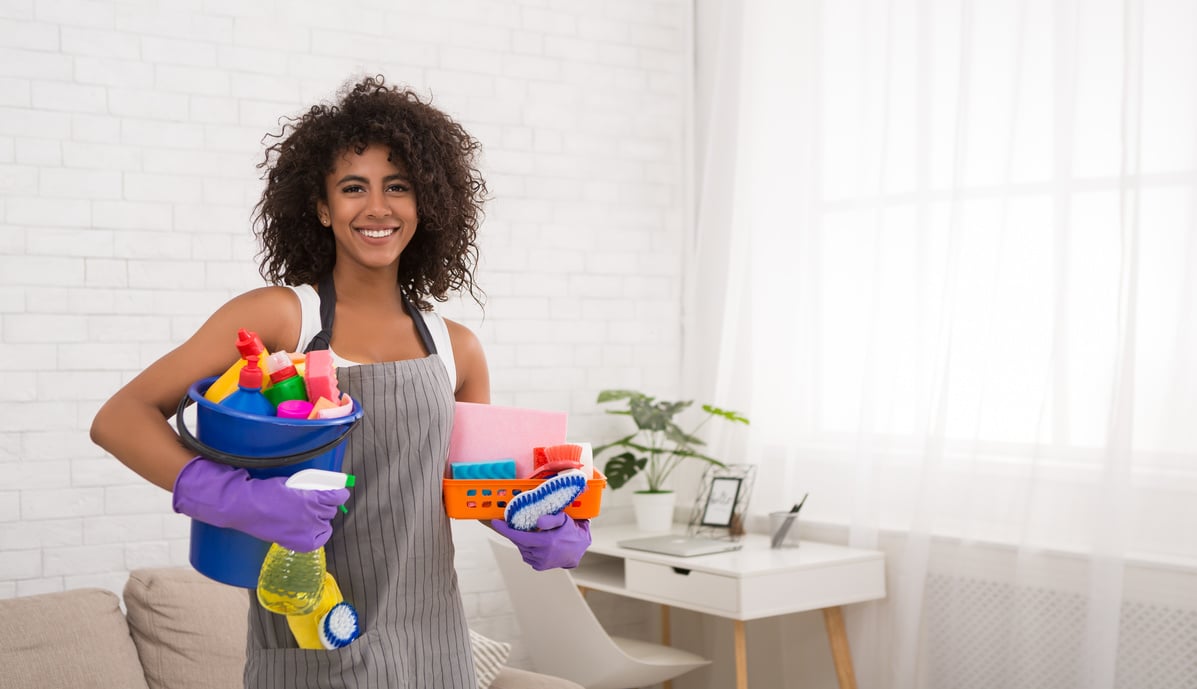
688, 463, 757, 539
699, 477, 743, 527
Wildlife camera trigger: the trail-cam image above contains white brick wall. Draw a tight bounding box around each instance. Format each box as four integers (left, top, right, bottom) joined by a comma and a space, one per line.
0, 0, 689, 670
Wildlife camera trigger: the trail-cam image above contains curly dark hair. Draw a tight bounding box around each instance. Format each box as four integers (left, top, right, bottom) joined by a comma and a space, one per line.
252, 75, 486, 310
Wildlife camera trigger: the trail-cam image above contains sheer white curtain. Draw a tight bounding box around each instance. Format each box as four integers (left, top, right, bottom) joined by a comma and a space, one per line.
686, 0, 1197, 687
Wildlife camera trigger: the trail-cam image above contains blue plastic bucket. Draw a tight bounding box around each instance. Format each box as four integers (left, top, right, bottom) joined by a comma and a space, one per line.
175, 376, 363, 588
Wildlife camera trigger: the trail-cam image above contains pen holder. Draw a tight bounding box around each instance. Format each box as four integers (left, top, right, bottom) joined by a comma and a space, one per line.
768, 511, 801, 549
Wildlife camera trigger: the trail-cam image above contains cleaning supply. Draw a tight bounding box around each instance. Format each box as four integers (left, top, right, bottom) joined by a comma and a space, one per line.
178, 375, 363, 589
446, 402, 568, 479
574, 441, 595, 477
217, 356, 275, 417
203, 328, 269, 403
256, 470, 355, 615
490, 512, 592, 570
284, 571, 362, 650
262, 352, 308, 407
257, 542, 326, 615
504, 469, 589, 531
285, 468, 357, 492
311, 394, 355, 420
318, 602, 362, 649
276, 399, 315, 419
528, 444, 585, 479
450, 459, 517, 480
304, 349, 340, 406
289, 352, 307, 377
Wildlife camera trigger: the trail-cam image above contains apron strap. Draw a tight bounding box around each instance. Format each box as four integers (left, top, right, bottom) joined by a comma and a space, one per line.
303, 274, 438, 356
405, 295, 438, 356
303, 274, 338, 354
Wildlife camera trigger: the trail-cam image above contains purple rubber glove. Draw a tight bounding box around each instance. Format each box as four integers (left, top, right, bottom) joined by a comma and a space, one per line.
490, 513, 592, 571
172, 456, 349, 552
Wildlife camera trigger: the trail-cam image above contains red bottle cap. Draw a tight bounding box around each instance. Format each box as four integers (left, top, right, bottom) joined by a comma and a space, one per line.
238, 355, 264, 388
235, 328, 266, 359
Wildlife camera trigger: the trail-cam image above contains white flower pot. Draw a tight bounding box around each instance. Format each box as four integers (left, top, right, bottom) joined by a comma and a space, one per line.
632, 491, 676, 533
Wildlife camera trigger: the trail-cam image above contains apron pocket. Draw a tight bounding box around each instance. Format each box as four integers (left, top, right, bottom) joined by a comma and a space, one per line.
245, 630, 369, 689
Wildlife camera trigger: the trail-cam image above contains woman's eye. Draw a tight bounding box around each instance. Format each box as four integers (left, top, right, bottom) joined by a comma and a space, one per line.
341, 184, 364, 193
387, 183, 408, 193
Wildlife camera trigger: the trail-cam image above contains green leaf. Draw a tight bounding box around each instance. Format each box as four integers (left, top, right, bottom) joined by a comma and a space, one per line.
603, 452, 646, 490
595, 391, 747, 490
664, 425, 706, 448
597, 389, 644, 404
701, 404, 750, 425
592, 433, 642, 457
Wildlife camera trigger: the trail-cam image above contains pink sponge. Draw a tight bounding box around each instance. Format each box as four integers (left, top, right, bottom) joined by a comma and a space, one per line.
304, 350, 340, 404
447, 402, 568, 479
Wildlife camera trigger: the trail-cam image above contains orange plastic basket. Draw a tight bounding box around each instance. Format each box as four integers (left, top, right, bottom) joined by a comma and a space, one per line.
443, 470, 607, 520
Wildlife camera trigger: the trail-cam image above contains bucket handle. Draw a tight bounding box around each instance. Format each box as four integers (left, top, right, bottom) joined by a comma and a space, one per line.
174, 394, 361, 469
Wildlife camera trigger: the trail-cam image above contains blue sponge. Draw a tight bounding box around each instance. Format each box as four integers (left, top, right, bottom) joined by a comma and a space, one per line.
450, 459, 517, 479
504, 469, 589, 531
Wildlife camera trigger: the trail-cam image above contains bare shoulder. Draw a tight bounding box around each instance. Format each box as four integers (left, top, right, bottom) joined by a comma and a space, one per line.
444, 318, 490, 403
216, 285, 303, 353
113, 285, 302, 419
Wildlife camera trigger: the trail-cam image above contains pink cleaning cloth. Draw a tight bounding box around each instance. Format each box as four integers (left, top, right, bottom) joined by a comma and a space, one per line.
446, 402, 568, 479
308, 394, 353, 420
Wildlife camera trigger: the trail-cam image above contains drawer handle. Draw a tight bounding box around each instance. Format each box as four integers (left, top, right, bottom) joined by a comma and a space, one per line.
671, 567, 692, 575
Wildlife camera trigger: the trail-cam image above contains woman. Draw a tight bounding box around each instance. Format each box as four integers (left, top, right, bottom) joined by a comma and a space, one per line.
91, 75, 589, 688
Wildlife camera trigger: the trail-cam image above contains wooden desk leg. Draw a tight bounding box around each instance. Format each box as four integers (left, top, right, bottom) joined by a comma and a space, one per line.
661, 605, 672, 689
733, 619, 748, 689
822, 606, 858, 689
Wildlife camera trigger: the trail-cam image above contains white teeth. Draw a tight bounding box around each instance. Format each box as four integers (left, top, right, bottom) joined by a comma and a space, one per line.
359, 228, 395, 238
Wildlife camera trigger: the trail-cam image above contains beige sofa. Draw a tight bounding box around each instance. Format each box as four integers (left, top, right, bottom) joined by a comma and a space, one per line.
0, 567, 580, 689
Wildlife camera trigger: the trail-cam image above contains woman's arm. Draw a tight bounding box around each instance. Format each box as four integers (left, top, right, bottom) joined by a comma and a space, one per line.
446, 319, 490, 404
90, 287, 301, 490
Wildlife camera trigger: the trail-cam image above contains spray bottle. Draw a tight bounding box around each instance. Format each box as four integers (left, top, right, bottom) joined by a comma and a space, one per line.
256, 469, 356, 616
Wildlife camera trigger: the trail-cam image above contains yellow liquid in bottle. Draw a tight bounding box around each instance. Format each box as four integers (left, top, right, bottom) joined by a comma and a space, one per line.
257, 544, 325, 616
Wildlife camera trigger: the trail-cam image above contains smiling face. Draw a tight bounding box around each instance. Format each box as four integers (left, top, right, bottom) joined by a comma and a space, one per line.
316, 144, 418, 274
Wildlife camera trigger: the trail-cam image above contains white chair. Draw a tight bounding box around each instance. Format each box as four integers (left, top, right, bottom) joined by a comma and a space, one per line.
488, 537, 710, 689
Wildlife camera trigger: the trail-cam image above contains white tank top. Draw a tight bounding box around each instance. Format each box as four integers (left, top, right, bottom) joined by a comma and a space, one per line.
286, 284, 457, 390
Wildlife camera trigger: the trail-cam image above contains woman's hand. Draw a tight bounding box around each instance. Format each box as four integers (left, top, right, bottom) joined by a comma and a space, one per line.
489, 514, 591, 570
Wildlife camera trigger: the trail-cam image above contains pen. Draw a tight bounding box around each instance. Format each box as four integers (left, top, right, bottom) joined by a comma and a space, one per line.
770, 493, 808, 548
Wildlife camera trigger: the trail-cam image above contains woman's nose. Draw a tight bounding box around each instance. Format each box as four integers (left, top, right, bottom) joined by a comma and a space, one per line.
365, 189, 391, 217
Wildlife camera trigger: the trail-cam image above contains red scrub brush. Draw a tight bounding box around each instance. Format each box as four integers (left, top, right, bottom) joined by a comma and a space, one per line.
528, 443, 585, 479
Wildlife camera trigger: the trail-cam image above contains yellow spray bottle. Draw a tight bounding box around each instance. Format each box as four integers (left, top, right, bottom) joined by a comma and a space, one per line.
257, 469, 362, 650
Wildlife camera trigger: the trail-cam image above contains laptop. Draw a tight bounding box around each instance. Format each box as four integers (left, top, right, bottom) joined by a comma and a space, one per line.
617, 534, 743, 558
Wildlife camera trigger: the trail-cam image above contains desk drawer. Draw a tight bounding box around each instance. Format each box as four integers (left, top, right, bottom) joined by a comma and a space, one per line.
625, 560, 739, 613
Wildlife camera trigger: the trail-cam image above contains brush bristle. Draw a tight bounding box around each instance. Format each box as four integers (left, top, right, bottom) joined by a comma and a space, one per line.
504, 469, 588, 531
319, 602, 361, 650
543, 444, 583, 463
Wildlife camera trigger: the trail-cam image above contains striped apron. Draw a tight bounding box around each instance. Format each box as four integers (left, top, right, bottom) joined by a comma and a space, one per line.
244, 278, 476, 689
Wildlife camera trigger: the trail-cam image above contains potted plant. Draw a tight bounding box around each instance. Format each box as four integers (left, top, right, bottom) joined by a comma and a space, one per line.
594, 389, 749, 532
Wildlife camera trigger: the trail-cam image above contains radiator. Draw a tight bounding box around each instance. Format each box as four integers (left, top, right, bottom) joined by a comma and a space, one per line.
924, 572, 1197, 689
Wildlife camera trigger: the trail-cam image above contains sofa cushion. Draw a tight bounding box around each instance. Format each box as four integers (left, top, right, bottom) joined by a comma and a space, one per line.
0, 587, 150, 689
469, 628, 512, 689
123, 567, 249, 689
490, 666, 585, 689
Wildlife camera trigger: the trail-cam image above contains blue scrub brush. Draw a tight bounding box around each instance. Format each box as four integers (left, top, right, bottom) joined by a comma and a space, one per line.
504, 468, 589, 531
319, 602, 361, 650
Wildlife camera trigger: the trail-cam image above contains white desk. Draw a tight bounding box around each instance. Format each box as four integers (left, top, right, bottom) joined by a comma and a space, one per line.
571, 524, 886, 689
